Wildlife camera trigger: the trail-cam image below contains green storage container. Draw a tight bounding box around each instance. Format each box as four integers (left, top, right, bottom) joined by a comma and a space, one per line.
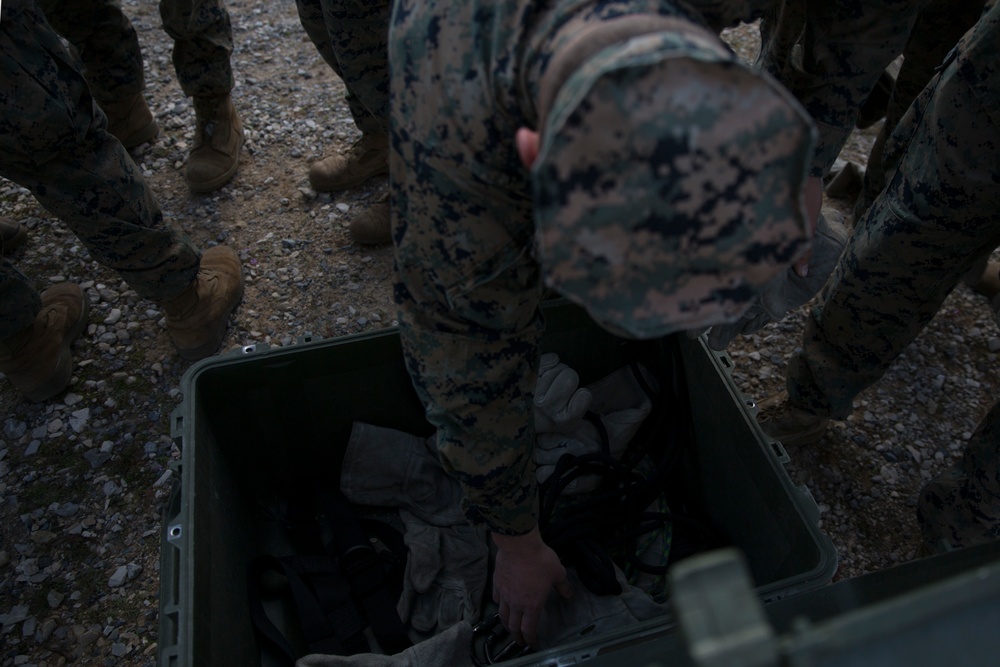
157, 302, 838, 666
508, 538, 1000, 667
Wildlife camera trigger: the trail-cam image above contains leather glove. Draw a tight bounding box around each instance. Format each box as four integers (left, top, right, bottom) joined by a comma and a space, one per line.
536, 364, 655, 494
535, 564, 667, 650
395, 510, 490, 637
296, 620, 473, 666
698, 208, 849, 351
534, 353, 593, 434
339, 422, 464, 527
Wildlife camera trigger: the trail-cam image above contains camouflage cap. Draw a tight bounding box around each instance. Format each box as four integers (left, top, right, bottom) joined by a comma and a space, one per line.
532, 17, 816, 339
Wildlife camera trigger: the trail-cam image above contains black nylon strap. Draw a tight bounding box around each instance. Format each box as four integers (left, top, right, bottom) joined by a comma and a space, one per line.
316, 486, 412, 655
247, 553, 365, 664
247, 488, 411, 661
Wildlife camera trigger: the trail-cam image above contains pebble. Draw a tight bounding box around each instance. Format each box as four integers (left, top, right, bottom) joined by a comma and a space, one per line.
0, 605, 30, 625
55, 502, 80, 517
4, 419, 28, 440
84, 450, 112, 469
108, 566, 128, 588
47, 590, 65, 609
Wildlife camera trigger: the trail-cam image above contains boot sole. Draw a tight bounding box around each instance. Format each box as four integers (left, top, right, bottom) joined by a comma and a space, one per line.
23, 288, 90, 402
348, 223, 392, 245
309, 164, 389, 193
762, 419, 830, 447
756, 390, 830, 447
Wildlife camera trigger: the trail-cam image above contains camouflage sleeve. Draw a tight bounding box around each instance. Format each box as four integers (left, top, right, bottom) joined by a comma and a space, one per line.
389, 0, 549, 536
393, 189, 546, 534
759, 0, 931, 177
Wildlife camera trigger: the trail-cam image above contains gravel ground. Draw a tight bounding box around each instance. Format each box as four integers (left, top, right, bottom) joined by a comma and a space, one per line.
1, 3, 998, 665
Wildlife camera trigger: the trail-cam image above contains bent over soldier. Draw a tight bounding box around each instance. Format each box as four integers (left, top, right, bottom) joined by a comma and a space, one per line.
389, 0, 819, 646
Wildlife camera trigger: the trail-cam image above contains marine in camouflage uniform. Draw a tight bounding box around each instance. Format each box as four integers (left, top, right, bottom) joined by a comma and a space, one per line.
776, 0, 999, 549
919, 397, 1000, 551
390, 0, 821, 642
0, 0, 243, 397
390, 0, 814, 540
35, 0, 238, 126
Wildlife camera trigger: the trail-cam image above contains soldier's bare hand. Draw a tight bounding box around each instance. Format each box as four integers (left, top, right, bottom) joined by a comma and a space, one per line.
491, 526, 573, 647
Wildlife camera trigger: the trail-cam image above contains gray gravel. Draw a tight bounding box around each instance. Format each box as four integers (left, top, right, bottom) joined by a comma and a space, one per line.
2, 3, 999, 666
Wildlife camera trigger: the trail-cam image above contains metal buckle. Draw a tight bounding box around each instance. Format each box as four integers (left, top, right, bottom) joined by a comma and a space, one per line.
471, 613, 533, 665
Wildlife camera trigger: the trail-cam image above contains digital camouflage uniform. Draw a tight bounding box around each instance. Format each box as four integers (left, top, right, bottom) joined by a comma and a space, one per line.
783, 0, 1000, 547
390, 0, 815, 535
0, 0, 201, 339
295, 0, 390, 139
757, 0, 935, 177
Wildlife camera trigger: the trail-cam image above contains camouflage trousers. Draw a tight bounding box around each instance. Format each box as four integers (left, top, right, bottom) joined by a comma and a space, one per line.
757, 0, 932, 177
0, 0, 200, 340
36, 0, 146, 104
917, 400, 1000, 550
787, 1, 1000, 547
37, 0, 233, 101
857, 0, 987, 217
295, 0, 390, 138
159, 0, 235, 98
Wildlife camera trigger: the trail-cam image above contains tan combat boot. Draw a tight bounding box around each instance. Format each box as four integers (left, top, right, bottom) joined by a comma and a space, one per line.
308, 133, 389, 193
100, 92, 160, 149
160, 245, 244, 361
349, 194, 391, 245
0, 283, 89, 402
186, 94, 244, 193
756, 390, 830, 447
0, 216, 27, 256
